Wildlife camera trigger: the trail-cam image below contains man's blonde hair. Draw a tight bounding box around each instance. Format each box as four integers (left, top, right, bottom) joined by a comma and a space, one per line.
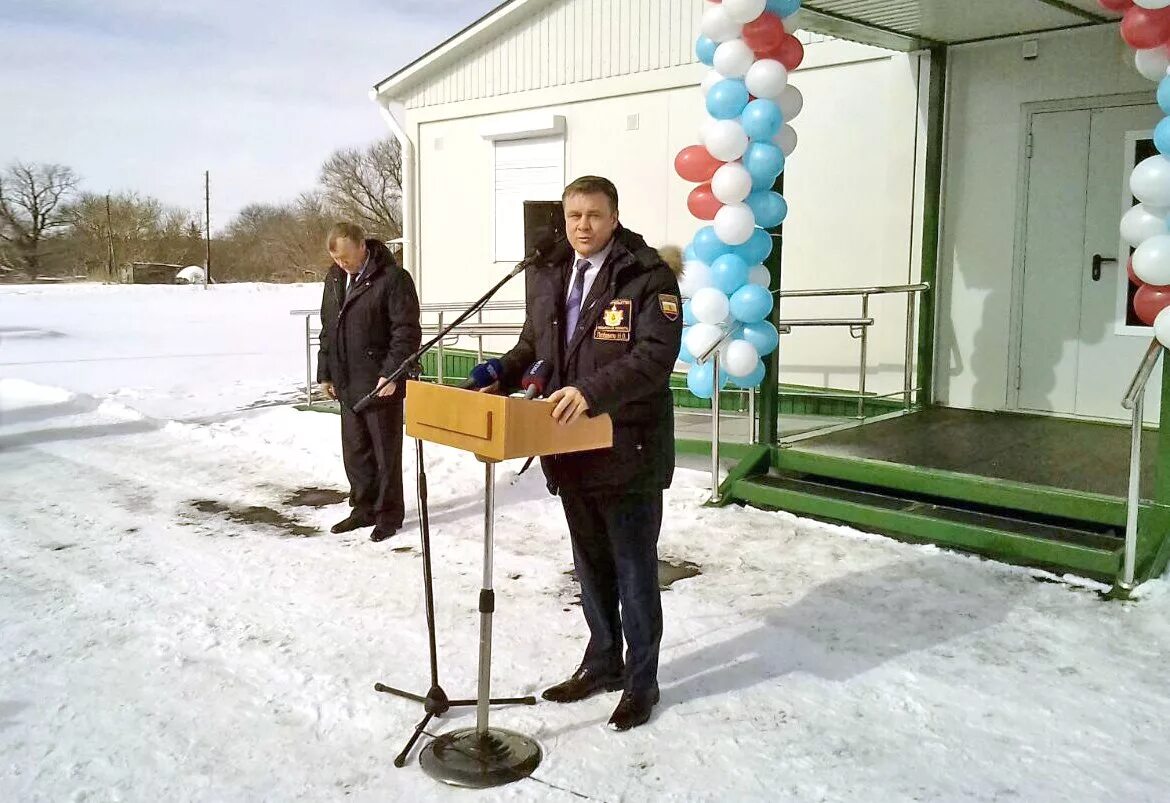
326, 222, 366, 251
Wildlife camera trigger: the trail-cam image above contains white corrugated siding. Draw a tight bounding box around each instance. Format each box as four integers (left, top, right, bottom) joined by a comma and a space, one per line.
403, 0, 830, 109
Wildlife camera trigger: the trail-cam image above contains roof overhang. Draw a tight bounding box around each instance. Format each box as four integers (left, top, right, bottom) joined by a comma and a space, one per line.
372, 0, 1125, 100
800, 0, 1121, 52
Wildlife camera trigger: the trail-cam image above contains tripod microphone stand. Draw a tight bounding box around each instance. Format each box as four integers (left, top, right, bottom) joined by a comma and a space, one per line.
368, 250, 552, 767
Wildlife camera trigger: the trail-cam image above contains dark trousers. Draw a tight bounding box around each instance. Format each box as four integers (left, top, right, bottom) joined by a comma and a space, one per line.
560, 490, 663, 694
340, 399, 405, 527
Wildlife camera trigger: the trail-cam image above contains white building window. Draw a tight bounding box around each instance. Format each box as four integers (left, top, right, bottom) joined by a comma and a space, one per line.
493, 136, 564, 262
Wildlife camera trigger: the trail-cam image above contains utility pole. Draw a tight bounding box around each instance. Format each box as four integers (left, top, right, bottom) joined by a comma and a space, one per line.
204, 170, 212, 289
104, 193, 115, 282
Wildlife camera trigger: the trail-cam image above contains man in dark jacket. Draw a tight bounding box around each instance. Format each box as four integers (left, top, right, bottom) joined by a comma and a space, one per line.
317, 223, 421, 543
494, 176, 683, 731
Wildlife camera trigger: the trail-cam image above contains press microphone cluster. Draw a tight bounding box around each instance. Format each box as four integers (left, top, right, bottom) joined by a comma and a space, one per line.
520, 360, 552, 400
460, 358, 504, 390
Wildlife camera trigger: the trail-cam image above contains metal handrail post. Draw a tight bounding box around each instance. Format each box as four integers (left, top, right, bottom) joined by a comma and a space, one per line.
304, 314, 312, 406
1122, 394, 1143, 590
904, 293, 917, 411
857, 294, 870, 419
748, 386, 756, 445
436, 311, 445, 385
711, 351, 722, 504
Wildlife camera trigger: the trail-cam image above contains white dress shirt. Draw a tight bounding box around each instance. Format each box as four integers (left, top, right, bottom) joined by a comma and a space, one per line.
565, 237, 615, 310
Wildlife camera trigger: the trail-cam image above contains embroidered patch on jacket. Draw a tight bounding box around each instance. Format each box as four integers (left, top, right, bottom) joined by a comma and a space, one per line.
658, 293, 680, 321
593, 298, 633, 342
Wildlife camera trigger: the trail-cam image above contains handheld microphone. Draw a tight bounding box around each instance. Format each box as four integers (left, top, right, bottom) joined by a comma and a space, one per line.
459, 358, 504, 390
520, 360, 552, 400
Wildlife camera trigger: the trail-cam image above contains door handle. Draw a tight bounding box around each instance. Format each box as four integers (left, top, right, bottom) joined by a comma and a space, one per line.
1092, 254, 1117, 282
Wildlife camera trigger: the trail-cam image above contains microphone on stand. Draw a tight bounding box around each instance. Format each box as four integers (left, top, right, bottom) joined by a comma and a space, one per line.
460, 358, 504, 390
520, 360, 552, 400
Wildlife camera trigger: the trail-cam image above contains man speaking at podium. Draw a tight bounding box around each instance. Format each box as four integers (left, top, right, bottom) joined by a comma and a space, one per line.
492, 176, 682, 731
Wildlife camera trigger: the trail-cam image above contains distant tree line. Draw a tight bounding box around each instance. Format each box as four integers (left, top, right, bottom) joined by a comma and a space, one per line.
0, 138, 402, 283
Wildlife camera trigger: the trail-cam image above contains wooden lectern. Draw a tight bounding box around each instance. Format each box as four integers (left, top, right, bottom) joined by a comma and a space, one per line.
403, 381, 612, 788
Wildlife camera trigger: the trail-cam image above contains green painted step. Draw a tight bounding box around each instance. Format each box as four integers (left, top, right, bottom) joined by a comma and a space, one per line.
730, 473, 1123, 581
773, 447, 1128, 528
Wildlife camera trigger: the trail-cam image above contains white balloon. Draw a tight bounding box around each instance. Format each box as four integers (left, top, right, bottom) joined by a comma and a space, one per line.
704, 119, 749, 162
714, 39, 756, 79
701, 70, 724, 96
1121, 203, 1170, 247
691, 287, 732, 325
711, 162, 753, 204
745, 59, 789, 99
1133, 234, 1170, 286
1136, 47, 1170, 82
774, 124, 798, 157
685, 323, 724, 360
722, 339, 761, 377
748, 264, 770, 287
778, 85, 804, 122
1136, 0, 1170, 9
1132, 155, 1170, 208
723, 0, 767, 25
714, 203, 756, 246
1155, 306, 1170, 349
701, 5, 742, 43
680, 260, 712, 297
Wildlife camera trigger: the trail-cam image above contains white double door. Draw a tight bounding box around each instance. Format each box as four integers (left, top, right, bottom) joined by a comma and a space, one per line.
1017, 101, 1161, 422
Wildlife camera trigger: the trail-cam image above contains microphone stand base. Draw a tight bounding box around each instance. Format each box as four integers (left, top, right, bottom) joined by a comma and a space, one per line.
420, 727, 542, 789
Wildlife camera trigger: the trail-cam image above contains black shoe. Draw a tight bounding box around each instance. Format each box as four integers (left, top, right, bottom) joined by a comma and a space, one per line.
369, 524, 397, 543
607, 687, 660, 732
541, 667, 624, 703
330, 512, 375, 534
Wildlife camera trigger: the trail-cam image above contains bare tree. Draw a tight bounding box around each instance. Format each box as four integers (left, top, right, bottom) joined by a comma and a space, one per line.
319, 138, 402, 242
0, 162, 80, 276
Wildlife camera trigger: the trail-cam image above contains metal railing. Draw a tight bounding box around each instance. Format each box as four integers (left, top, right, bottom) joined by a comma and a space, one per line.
775, 283, 929, 418
1118, 337, 1164, 591
695, 282, 930, 504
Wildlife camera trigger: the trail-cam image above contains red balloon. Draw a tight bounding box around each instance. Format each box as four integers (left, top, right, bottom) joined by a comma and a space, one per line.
1121, 6, 1170, 50
1128, 256, 1143, 287
1135, 284, 1170, 325
687, 183, 723, 221
675, 145, 722, 183
769, 34, 805, 71
1098, 0, 1133, 11
743, 12, 785, 56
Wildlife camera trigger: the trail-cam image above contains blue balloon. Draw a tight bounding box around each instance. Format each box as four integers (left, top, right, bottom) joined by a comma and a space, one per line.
746, 191, 789, 229
1160, 77, 1170, 117
687, 361, 729, 400
730, 359, 767, 389
711, 254, 750, 295
741, 321, 780, 357
744, 142, 786, 191
706, 79, 750, 120
733, 227, 774, 265
679, 328, 695, 363
741, 99, 784, 142
684, 243, 698, 263
730, 284, 774, 324
683, 300, 698, 326
693, 226, 735, 263
696, 36, 718, 67
766, 0, 802, 16
1157, 117, 1170, 157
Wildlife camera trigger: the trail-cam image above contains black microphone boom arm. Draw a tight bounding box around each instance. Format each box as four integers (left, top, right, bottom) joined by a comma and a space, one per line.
350, 252, 543, 414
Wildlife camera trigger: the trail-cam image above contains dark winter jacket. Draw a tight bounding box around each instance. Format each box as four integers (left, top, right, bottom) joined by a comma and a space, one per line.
317, 239, 422, 409
499, 226, 683, 495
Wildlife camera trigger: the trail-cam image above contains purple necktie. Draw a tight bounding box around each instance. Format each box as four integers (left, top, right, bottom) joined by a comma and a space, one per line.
565, 258, 589, 346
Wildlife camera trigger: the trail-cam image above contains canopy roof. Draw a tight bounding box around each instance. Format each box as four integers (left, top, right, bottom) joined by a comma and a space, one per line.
801, 0, 1121, 51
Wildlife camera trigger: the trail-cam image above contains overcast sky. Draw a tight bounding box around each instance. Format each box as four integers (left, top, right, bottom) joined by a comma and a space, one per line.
0, 0, 501, 227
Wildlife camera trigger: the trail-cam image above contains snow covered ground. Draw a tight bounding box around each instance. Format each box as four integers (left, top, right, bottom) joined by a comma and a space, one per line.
3, 283, 1170, 802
